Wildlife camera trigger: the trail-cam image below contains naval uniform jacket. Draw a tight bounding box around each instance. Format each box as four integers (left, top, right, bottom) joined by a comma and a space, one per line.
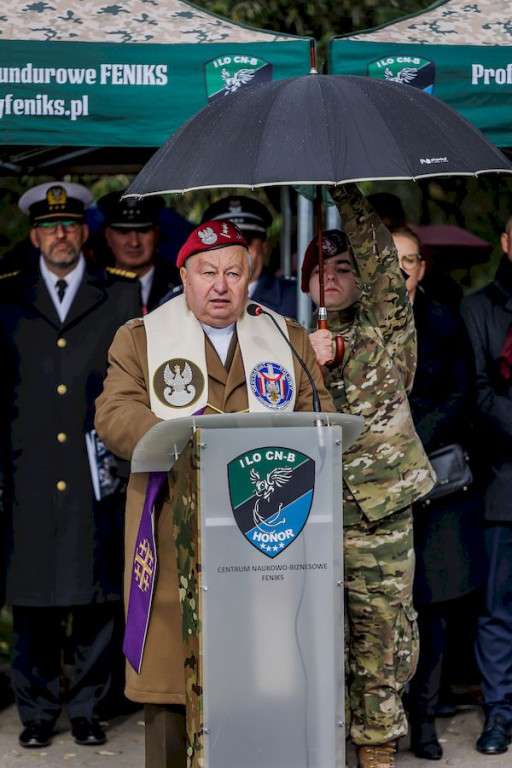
145, 255, 180, 313
95, 313, 335, 703
0, 259, 140, 606
252, 269, 298, 319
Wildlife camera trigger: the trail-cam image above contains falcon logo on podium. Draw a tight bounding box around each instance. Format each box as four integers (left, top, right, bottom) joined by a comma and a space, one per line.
228, 447, 315, 558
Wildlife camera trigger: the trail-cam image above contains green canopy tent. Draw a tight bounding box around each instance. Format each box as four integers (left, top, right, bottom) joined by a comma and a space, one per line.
0, 0, 311, 175
328, 0, 512, 149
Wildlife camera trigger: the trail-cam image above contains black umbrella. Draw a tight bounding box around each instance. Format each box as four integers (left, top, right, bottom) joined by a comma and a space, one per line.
126, 63, 512, 363
127, 72, 512, 195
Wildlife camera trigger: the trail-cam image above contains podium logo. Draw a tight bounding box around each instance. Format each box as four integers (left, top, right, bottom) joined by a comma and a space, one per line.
228, 447, 315, 558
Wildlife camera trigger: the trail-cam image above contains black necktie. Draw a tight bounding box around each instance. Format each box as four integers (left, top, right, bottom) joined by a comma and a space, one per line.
56, 279, 67, 302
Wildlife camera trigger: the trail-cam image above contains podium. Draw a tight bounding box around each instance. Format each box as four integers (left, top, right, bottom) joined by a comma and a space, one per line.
132, 412, 364, 768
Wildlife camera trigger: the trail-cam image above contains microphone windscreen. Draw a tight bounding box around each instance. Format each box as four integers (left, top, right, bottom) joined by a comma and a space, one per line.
247, 303, 262, 316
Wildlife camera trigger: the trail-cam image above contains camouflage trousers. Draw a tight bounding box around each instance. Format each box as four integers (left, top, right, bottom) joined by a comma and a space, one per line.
343, 506, 418, 745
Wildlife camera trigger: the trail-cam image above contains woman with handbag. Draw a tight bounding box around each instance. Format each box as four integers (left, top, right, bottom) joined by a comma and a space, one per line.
392, 227, 486, 760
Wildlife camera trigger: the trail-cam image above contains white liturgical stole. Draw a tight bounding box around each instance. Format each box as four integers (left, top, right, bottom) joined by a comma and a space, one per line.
144, 294, 297, 419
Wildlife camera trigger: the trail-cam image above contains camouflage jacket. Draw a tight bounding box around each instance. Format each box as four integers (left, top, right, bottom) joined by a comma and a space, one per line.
325, 185, 435, 522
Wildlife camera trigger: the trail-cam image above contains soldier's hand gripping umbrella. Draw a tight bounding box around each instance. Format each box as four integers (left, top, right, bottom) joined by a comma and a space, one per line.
126, 43, 512, 363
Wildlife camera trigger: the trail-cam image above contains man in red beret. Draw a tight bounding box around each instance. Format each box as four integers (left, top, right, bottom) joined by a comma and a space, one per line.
95, 218, 335, 768
301, 185, 434, 768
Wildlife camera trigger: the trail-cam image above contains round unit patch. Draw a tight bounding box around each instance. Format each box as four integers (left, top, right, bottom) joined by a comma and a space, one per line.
153, 358, 205, 408
250, 362, 294, 411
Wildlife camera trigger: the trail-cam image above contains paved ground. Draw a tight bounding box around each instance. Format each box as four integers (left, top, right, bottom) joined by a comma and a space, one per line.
0, 702, 144, 768
0, 696, 510, 768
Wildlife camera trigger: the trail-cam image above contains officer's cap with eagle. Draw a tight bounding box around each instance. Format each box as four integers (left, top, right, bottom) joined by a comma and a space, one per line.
97, 191, 165, 229
202, 195, 272, 240
177, 220, 248, 268
19, 182, 93, 225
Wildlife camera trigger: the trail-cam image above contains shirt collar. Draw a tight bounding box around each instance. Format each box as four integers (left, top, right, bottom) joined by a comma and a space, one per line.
39, 253, 85, 289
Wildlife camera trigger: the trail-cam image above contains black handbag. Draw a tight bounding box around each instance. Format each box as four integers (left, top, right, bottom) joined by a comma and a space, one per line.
422, 443, 473, 503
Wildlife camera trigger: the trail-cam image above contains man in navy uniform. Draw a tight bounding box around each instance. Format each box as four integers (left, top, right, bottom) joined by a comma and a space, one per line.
96, 190, 180, 313
0, 182, 140, 749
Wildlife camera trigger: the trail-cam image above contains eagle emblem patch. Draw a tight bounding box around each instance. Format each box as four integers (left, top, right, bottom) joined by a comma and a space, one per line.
250, 362, 293, 410
153, 358, 204, 408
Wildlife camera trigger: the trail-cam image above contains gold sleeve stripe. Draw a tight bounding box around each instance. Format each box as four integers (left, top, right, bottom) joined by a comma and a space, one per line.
106, 266, 138, 279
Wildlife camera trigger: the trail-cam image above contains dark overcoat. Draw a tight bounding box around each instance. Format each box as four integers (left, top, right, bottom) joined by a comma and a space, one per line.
0, 258, 140, 607
410, 289, 485, 606
460, 256, 512, 523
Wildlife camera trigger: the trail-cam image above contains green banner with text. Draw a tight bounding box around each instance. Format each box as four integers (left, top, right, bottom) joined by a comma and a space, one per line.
0, 39, 310, 147
328, 40, 512, 148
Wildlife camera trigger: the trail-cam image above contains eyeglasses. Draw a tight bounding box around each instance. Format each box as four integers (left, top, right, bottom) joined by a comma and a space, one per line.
399, 253, 422, 270
36, 221, 81, 234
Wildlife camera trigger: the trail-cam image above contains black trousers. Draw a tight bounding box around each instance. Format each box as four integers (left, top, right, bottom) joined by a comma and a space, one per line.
144, 704, 187, 768
11, 602, 118, 725
407, 603, 447, 718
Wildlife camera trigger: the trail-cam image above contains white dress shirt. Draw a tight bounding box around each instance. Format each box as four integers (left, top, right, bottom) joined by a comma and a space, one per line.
39, 254, 86, 323
201, 322, 235, 365
139, 266, 155, 309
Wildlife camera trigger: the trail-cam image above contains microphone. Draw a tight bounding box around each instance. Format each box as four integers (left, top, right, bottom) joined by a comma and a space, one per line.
247, 303, 321, 413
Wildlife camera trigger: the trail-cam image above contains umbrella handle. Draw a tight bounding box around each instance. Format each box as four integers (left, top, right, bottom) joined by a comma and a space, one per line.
317, 311, 345, 368
314, 185, 343, 366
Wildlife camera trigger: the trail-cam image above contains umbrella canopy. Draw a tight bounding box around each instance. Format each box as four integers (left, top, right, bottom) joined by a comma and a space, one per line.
407, 223, 494, 266
126, 72, 512, 197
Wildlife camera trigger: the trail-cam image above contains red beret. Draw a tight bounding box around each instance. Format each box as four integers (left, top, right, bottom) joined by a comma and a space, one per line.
300, 229, 349, 292
176, 219, 248, 268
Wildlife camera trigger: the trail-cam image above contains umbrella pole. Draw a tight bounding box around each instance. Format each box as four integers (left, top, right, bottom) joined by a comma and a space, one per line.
316, 185, 326, 319
315, 185, 344, 367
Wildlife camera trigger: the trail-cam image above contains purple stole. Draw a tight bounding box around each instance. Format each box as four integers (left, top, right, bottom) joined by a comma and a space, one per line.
124, 405, 206, 673
123, 471, 167, 673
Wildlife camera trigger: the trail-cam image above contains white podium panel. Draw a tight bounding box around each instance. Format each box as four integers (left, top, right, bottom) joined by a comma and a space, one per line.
199, 425, 345, 768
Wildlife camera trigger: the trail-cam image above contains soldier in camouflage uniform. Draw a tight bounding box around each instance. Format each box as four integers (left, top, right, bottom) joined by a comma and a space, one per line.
302, 184, 435, 768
